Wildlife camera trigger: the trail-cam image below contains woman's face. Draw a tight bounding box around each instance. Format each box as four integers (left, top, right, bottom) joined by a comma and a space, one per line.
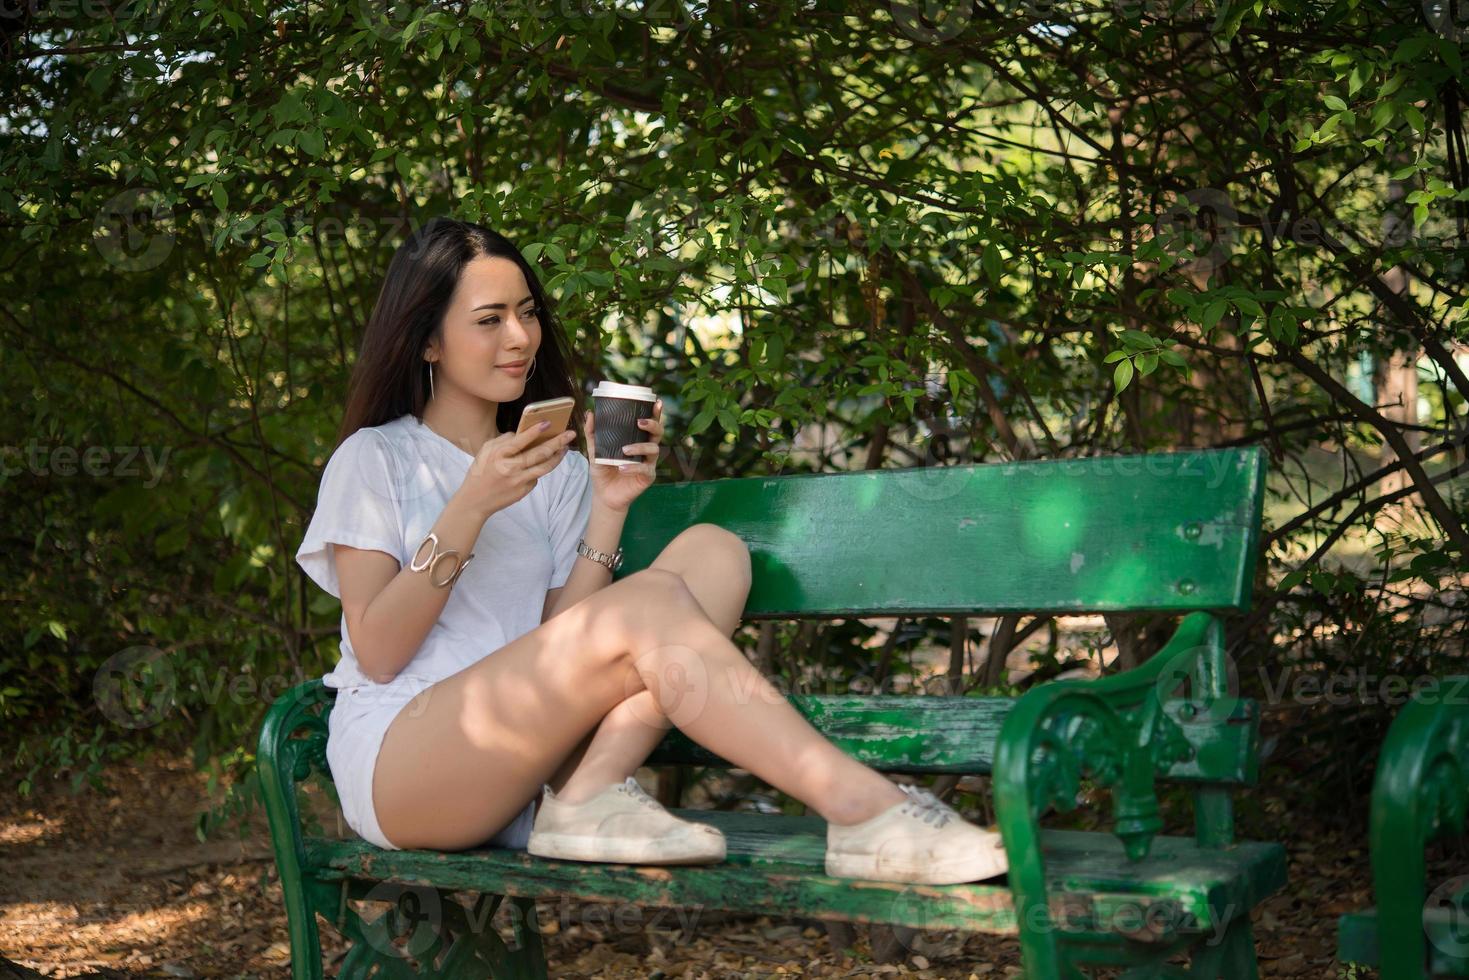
430, 255, 542, 403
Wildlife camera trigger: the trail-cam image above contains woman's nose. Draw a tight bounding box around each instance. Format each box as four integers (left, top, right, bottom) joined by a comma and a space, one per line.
506, 315, 533, 345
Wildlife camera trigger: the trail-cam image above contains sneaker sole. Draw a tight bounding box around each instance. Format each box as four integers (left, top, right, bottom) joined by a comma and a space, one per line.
527, 830, 726, 865
825, 848, 1009, 885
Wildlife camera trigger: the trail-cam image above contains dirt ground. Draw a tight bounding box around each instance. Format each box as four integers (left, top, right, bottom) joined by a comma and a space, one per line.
0, 747, 1390, 979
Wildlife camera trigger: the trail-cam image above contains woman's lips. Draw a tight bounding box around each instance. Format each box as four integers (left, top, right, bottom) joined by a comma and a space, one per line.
498, 360, 527, 374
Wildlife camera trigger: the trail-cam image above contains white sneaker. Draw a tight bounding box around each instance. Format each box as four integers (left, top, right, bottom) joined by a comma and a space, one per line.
526, 776, 727, 865
825, 783, 1009, 885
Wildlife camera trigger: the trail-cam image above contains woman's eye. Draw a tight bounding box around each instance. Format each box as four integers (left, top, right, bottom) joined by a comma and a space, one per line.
479, 318, 498, 326
522, 307, 539, 319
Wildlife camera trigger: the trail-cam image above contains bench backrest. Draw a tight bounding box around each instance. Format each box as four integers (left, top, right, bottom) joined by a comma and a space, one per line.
616, 446, 1267, 616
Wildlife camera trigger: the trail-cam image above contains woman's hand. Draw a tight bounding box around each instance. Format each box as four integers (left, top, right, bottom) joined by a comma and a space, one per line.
457, 424, 577, 520
584, 398, 664, 513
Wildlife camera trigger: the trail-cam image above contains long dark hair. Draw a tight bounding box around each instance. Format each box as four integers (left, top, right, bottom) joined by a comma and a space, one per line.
336, 217, 582, 449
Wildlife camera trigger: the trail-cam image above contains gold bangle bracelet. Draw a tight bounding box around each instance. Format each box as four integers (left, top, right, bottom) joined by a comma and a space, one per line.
410, 532, 475, 589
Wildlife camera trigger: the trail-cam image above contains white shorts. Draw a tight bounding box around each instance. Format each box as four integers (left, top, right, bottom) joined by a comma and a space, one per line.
325, 678, 538, 851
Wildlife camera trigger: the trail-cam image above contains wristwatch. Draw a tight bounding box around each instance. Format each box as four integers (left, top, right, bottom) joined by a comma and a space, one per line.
576, 537, 624, 573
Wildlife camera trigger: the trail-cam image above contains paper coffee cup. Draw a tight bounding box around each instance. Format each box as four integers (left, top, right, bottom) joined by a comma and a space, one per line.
591, 381, 657, 467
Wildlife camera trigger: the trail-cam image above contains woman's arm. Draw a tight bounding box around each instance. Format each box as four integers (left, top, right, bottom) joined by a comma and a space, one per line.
337, 485, 491, 685
542, 498, 627, 623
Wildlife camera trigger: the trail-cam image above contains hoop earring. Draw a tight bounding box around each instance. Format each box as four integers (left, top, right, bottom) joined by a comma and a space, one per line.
428, 361, 435, 401
524, 356, 537, 381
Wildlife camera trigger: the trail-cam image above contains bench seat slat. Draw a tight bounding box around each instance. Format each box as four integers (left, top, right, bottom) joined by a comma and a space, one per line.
305, 815, 1285, 938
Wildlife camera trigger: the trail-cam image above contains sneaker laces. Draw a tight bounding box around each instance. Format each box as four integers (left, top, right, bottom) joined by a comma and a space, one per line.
896, 783, 956, 827
613, 776, 666, 811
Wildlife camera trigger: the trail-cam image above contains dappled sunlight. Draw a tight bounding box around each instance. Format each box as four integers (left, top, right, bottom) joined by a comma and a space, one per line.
0, 813, 65, 848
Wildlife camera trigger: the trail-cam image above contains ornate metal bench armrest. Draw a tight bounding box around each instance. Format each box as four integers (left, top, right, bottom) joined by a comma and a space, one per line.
258, 678, 340, 977
992, 611, 1240, 977
1365, 675, 1469, 979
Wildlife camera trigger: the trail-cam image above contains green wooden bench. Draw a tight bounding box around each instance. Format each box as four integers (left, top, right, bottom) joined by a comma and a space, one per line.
1338, 675, 1469, 978
260, 444, 1282, 978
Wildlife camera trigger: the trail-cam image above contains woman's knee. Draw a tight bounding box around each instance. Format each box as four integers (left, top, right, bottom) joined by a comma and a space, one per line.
672, 523, 753, 581
621, 567, 708, 625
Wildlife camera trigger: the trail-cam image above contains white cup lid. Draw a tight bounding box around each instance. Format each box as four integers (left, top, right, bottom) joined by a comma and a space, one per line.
592, 381, 656, 401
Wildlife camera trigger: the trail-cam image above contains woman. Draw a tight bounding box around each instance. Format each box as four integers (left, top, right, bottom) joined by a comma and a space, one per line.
294, 217, 1009, 885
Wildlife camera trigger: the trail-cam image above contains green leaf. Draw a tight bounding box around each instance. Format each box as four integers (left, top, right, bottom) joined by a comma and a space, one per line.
1323, 95, 1347, 111
1113, 358, 1134, 391
298, 129, 325, 157
211, 183, 228, 212
981, 241, 1004, 284
688, 405, 716, 436
155, 524, 188, 557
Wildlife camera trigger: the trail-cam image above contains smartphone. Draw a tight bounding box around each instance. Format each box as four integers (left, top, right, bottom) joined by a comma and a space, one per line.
516, 396, 576, 449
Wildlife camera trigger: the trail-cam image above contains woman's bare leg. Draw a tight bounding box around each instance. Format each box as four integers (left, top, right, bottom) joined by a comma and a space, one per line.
545, 524, 753, 804
542, 690, 670, 804
372, 568, 902, 850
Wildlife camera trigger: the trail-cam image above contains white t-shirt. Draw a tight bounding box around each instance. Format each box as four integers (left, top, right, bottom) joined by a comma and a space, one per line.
295, 412, 594, 692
